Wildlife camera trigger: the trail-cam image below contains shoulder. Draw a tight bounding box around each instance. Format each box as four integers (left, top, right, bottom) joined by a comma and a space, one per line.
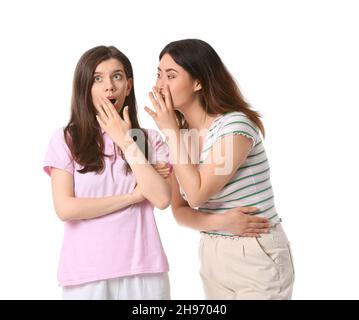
219, 112, 258, 133
52, 126, 65, 136
213, 112, 259, 147
49, 127, 68, 144
47, 126, 73, 155
44, 127, 74, 176
220, 111, 256, 125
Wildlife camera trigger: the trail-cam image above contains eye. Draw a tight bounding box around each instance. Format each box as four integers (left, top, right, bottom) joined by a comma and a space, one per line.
94, 75, 102, 82
156, 73, 161, 79
113, 73, 122, 80
167, 74, 176, 79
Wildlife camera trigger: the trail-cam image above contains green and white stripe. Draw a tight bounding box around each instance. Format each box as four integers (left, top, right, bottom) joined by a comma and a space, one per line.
181, 112, 281, 236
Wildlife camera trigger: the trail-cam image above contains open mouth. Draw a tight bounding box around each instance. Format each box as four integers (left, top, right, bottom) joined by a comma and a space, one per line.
109, 98, 117, 105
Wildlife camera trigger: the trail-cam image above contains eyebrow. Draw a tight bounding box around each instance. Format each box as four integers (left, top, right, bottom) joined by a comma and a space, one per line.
157, 67, 178, 73
94, 69, 124, 74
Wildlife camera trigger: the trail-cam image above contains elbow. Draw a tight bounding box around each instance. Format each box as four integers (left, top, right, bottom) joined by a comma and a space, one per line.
54, 197, 79, 221
187, 197, 204, 209
54, 206, 75, 222
154, 190, 171, 210
155, 195, 171, 210
156, 201, 170, 210
183, 190, 206, 208
56, 210, 73, 222
56, 211, 70, 222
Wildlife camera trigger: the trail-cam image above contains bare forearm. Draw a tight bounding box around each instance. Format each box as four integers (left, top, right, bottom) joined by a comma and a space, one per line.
55, 193, 141, 221
173, 205, 222, 232
166, 131, 202, 205
119, 139, 171, 209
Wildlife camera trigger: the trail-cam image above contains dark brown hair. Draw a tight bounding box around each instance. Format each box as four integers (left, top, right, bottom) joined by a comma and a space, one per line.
64, 46, 149, 174
159, 39, 265, 136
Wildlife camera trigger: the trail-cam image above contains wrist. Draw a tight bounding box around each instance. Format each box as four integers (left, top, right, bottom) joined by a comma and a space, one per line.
163, 127, 180, 143
131, 193, 140, 204
130, 191, 142, 204
118, 135, 135, 151
204, 212, 223, 231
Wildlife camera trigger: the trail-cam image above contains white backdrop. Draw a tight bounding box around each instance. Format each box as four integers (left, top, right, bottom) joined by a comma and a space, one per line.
0, 0, 358, 299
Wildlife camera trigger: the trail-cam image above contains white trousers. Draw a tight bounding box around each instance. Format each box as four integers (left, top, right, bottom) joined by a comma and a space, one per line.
62, 272, 170, 300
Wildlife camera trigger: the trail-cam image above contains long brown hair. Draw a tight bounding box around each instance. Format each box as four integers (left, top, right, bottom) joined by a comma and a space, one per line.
64, 46, 149, 174
159, 39, 265, 136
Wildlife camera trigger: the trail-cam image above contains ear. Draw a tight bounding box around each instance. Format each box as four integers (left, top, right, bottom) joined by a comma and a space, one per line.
126, 78, 133, 96
193, 80, 202, 92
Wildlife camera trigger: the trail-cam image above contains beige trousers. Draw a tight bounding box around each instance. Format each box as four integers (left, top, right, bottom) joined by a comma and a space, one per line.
199, 224, 295, 300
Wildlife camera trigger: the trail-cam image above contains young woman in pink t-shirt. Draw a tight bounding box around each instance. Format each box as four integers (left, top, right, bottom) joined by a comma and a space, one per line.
44, 46, 172, 299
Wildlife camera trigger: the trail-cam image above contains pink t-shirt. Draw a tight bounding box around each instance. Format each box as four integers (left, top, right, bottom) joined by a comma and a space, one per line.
43, 127, 170, 286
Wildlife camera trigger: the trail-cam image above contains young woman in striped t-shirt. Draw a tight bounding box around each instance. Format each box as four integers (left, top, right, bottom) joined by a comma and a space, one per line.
145, 39, 294, 299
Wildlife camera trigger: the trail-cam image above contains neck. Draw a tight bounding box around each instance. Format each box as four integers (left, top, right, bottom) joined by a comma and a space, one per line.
181, 102, 217, 131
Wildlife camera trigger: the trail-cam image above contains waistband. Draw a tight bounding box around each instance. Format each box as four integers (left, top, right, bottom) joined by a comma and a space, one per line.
201, 221, 282, 239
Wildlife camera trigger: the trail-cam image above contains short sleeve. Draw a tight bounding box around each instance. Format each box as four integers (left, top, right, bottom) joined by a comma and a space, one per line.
215, 112, 259, 148
43, 127, 74, 176
147, 129, 171, 166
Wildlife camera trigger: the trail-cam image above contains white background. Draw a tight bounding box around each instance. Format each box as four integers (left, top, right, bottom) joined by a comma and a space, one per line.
0, 0, 358, 299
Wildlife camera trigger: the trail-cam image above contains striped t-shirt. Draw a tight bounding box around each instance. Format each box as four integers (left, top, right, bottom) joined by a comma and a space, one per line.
180, 111, 281, 236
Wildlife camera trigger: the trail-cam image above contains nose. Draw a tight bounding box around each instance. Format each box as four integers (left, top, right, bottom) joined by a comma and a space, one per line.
156, 77, 165, 93
104, 77, 115, 92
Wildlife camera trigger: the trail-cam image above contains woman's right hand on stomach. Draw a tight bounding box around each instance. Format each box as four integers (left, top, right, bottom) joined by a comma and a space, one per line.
220, 207, 270, 237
